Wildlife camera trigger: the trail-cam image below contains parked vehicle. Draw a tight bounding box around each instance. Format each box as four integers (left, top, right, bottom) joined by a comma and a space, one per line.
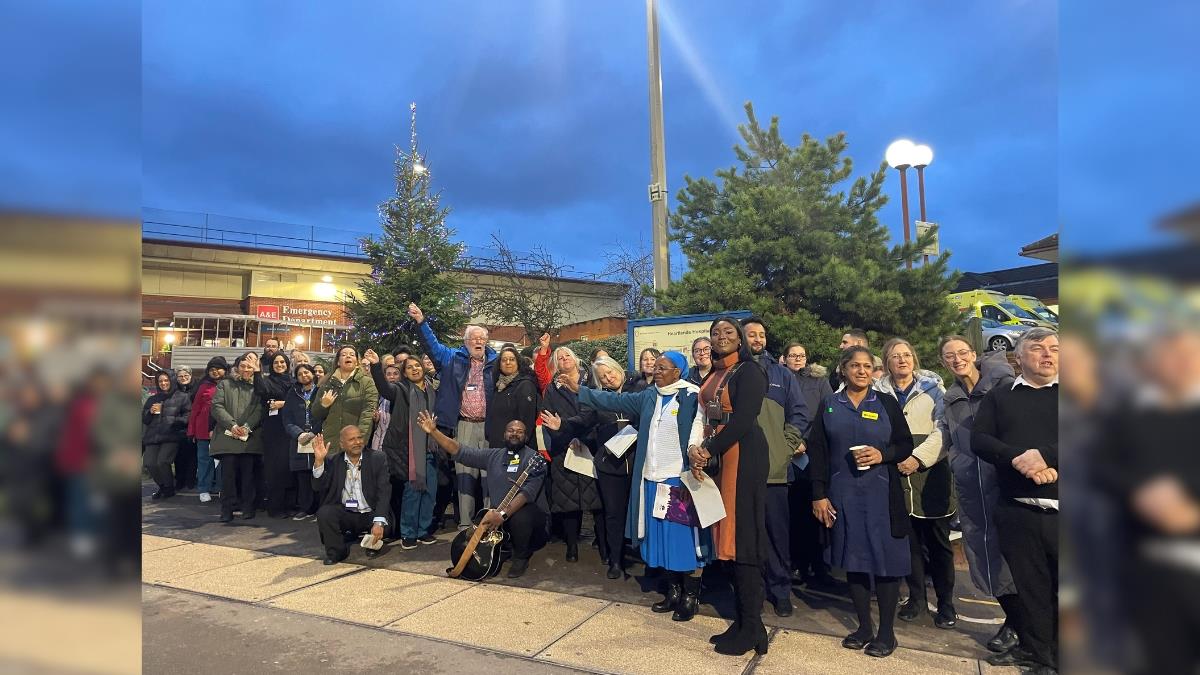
1006, 294, 1058, 325
979, 317, 1029, 352
947, 289, 1051, 328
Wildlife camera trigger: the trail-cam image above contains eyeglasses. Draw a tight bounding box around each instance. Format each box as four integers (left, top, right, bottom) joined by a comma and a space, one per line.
652, 365, 679, 374
888, 352, 914, 362
785, 353, 806, 359
941, 349, 974, 361
692, 348, 711, 355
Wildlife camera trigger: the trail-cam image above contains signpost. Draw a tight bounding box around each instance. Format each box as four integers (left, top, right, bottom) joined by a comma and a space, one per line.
915, 221, 940, 257
626, 311, 751, 371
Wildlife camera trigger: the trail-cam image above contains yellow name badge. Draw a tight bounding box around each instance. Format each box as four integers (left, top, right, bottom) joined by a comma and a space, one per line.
861, 411, 879, 421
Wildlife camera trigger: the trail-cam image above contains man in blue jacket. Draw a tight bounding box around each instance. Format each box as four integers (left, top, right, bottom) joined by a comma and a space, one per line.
742, 317, 809, 617
407, 302, 498, 528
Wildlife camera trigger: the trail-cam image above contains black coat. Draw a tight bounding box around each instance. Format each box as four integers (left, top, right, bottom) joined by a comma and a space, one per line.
370, 362, 436, 481
541, 381, 603, 513
313, 448, 393, 530
703, 356, 770, 565
486, 373, 540, 448
282, 382, 322, 473
142, 384, 191, 445
562, 376, 645, 477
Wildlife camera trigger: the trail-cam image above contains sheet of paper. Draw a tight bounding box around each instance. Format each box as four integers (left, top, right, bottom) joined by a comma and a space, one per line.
652, 482, 671, 519
679, 470, 727, 528
297, 438, 314, 454
563, 439, 597, 478
604, 425, 638, 458
359, 533, 383, 550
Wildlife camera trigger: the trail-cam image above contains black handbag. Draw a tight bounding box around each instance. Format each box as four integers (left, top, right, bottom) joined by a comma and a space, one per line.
701, 364, 741, 477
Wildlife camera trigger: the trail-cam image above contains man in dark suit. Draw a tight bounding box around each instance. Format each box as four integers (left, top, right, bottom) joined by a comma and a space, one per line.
312, 425, 392, 564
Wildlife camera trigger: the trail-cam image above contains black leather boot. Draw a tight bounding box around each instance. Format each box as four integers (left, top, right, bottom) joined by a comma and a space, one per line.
710, 565, 741, 644
652, 572, 682, 613
672, 574, 701, 621
714, 564, 769, 656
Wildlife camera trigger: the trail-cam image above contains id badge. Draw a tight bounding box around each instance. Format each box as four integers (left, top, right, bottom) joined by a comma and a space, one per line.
344, 499, 360, 509
466, 384, 479, 391
268, 409, 279, 416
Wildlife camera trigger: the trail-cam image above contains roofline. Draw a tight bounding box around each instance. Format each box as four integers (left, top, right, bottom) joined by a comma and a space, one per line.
142, 237, 629, 290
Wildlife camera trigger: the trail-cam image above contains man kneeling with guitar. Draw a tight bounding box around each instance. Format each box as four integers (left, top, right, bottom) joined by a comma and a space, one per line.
417, 411, 548, 578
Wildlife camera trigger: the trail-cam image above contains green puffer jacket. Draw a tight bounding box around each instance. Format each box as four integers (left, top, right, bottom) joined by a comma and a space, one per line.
311, 368, 378, 455
209, 376, 264, 456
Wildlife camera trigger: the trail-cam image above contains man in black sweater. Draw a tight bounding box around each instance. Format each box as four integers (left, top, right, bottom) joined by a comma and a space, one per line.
972, 327, 1059, 674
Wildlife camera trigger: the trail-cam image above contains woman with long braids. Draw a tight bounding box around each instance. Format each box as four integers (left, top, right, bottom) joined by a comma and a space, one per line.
688, 316, 770, 656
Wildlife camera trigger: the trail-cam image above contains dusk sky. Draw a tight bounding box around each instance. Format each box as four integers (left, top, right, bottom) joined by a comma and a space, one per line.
3, 1, 1197, 275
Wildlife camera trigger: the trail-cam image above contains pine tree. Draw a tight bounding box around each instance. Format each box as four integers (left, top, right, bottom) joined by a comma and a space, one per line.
343, 103, 468, 352
659, 102, 961, 366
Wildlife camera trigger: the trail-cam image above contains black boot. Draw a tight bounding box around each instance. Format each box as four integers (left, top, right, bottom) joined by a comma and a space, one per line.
673, 574, 701, 621
714, 564, 769, 656
652, 572, 682, 613
898, 594, 924, 621
711, 564, 742, 644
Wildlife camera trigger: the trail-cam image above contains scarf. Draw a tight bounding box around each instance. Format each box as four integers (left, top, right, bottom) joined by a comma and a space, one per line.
406, 382, 434, 490
495, 371, 519, 392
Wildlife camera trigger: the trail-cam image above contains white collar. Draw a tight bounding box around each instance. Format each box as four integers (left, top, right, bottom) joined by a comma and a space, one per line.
656, 380, 699, 395
1012, 375, 1059, 390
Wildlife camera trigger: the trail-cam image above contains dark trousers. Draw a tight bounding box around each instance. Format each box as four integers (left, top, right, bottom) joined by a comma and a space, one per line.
996, 500, 1058, 669
253, 455, 267, 508
263, 442, 295, 516
144, 442, 178, 492
763, 483, 792, 603
906, 515, 956, 608
174, 438, 196, 489
788, 473, 828, 578
294, 470, 317, 515
317, 505, 375, 559
505, 506, 548, 561
389, 476, 407, 537
596, 472, 630, 566
217, 453, 257, 516
1129, 558, 1200, 675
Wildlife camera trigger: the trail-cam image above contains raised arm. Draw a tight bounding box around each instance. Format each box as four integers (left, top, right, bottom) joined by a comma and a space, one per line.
577, 385, 645, 418
410, 303, 454, 369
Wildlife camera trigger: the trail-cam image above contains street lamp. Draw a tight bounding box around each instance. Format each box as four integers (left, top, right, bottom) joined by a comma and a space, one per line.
911, 144, 934, 264
885, 139, 915, 270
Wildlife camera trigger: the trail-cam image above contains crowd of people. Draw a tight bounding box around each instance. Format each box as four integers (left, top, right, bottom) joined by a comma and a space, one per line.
145, 306, 1060, 670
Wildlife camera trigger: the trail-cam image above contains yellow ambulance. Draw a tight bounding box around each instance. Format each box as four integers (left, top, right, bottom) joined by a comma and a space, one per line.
947, 290, 1052, 328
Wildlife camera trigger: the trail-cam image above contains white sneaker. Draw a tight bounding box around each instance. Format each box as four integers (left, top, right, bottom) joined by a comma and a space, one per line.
199, 492, 212, 503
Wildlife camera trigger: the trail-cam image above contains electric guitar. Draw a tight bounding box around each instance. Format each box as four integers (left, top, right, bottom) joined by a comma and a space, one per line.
447, 452, 547, 581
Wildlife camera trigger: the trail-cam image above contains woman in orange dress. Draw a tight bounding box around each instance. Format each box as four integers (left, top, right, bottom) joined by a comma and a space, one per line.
690, 316, 769, 656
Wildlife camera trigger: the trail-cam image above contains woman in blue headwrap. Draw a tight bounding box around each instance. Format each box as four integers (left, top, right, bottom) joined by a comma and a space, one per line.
553, 350, 711, 621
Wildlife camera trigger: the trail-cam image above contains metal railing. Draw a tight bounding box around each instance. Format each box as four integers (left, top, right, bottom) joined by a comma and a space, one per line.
141, 207, 613, 282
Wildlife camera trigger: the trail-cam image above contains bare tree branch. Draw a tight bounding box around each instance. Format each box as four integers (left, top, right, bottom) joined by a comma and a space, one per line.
601, 237, 655, 318
468, 233, 578, 344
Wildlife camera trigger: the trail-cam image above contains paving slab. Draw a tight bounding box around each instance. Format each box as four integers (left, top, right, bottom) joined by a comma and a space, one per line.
162, 554, 358, 602
537, 602, 753, 675
266, 568, 475, 626
754, 629, 980, 674
143, 542, 266, 583
385, 583, 610, 656
141, 534, 189, 553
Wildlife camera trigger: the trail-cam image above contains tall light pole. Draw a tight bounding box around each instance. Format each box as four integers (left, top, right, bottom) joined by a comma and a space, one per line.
646, 0, 670, 301
911, 144, 933, 265
885, 139, 915, 270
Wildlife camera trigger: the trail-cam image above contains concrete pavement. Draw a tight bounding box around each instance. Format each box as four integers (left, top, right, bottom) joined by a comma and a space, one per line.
143, 485, 1017, 674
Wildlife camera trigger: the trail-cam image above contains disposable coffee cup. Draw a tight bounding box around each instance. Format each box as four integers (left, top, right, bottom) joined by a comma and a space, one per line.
850, 445, 870, 470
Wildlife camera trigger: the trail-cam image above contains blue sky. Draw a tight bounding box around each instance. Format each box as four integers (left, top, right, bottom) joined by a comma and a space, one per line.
3, 1, 1197, 275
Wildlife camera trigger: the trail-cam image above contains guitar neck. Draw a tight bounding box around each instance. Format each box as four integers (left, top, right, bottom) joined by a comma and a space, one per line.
495, 467, 531, 511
